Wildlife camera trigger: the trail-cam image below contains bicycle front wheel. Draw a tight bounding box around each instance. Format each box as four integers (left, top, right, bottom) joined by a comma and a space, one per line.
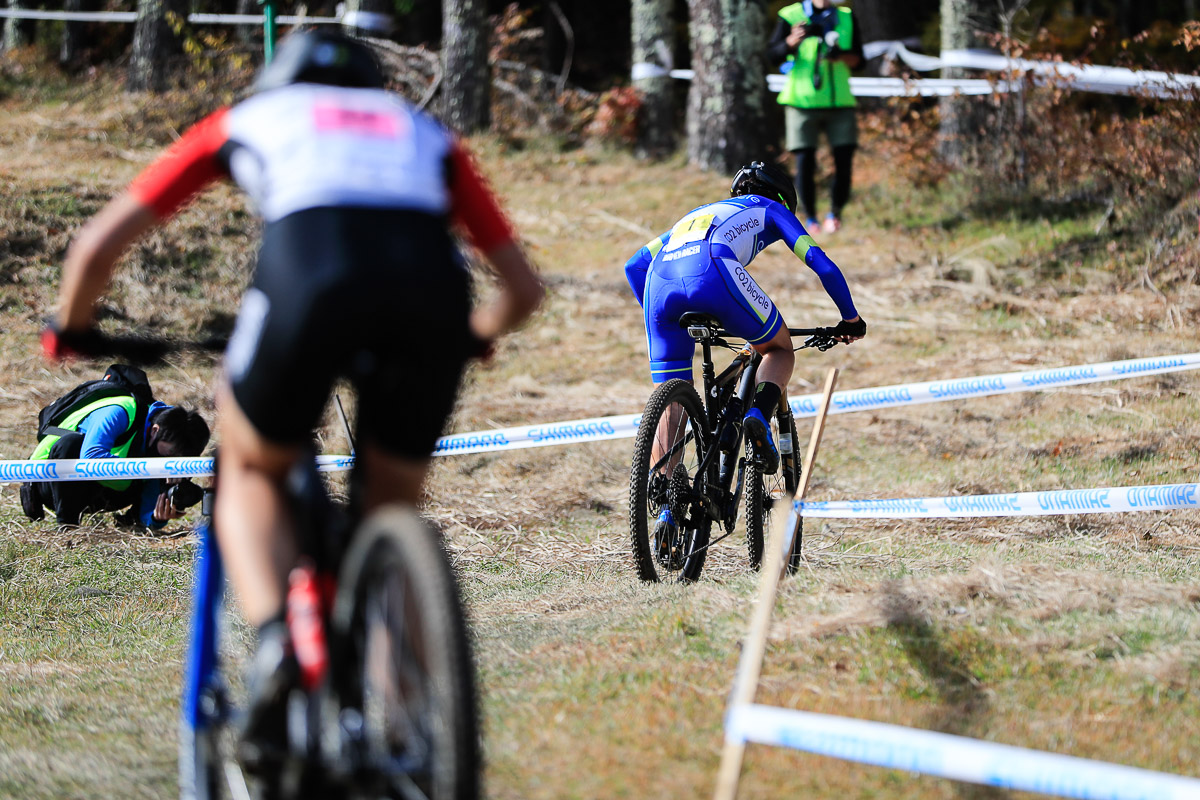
628, 379, 714, 583
745, 407, 801, 572
332, 507, 479, 800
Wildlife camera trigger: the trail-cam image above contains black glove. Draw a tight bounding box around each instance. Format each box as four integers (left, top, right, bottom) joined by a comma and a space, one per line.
42, 320, 106, 361
167, 479, 204, 512
833, 317, 866, 340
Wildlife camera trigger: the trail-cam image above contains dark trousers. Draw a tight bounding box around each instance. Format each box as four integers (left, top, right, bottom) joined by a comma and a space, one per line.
23, 433, 137, 526
795, 143, 856, 221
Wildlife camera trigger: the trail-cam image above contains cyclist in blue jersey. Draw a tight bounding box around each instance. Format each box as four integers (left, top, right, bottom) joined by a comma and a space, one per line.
624, 160, 864, 541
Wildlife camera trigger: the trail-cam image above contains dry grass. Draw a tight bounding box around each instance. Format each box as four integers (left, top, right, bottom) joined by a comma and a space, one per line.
2, 74, 1200, 800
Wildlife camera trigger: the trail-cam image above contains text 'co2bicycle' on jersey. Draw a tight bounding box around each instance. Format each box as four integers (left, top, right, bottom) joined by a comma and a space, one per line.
628, 313, 843, 583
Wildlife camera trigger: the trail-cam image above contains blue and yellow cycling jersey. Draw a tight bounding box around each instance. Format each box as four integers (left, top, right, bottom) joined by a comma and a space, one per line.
624, 194, 858, 382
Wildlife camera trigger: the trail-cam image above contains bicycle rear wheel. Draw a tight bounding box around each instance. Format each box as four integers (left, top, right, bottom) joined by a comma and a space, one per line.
745, 407, 801, 572
628, 379, 714, 583
332, 507, 479, 800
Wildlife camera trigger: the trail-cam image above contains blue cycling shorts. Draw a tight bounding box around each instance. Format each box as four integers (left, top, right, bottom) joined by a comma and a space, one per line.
642, 241, 782, 382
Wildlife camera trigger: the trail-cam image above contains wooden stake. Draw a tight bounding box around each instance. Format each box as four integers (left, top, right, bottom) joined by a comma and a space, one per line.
713, 367, 839, 800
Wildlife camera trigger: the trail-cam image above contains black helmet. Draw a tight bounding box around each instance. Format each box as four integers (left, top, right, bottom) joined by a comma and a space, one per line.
254, 29, 386, 93
730, 160, 798, 213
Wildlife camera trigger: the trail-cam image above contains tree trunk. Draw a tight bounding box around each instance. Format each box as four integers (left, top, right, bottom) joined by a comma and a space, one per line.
937, 0, 983, 167
129, 0, 188, 92
235, 0, 255, 46
3, 0, 34, 51
441, 0, 490, 133
686, 0, 769, 173
60, 0, 85, 67
632, 0, 676, 159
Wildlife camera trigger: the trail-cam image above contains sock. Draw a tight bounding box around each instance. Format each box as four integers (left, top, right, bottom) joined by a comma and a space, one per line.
750, 382, 782, 419
257, 608, 287, 640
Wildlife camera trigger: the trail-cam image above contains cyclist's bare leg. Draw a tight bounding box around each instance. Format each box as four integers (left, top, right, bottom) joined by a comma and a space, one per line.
751, 323, 795, 391
651, 382, 690, 475
357, 443, 428, 509
214, 381, 302, 628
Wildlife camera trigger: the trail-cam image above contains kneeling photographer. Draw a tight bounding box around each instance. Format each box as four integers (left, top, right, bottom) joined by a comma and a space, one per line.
21, 364, 211, 529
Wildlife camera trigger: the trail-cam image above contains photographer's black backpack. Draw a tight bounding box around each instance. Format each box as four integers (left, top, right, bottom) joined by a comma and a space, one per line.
36, 364, 154, 447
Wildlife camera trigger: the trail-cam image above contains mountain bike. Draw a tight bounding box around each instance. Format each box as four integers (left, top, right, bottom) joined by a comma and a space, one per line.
53, 330, 480, 800
179, 454, 479, 800
628, 313, 842, 583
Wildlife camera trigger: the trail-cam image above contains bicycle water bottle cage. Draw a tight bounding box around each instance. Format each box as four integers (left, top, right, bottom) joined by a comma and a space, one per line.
680, 312, 721, 342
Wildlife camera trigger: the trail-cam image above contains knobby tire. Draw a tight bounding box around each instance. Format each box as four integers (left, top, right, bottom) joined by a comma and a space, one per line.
745, 408, 802, 572
333, 507, 480, 800
628, 379, 713, 582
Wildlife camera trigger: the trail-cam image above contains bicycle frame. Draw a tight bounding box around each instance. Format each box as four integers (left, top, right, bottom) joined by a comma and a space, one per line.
684, 320, 824, 538
690, 330, 760, 534
179, 510, 226, 800
178, 461, 350, 800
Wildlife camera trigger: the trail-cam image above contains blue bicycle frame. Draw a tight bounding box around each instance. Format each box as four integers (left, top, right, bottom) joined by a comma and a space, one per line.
178, 517, 225, 800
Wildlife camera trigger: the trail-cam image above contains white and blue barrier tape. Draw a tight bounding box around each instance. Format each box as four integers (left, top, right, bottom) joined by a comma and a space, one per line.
635, 43, 1200, 99
0, 8, 340, 24
3, 351, 1196, 481
799, 483, 1200, 519
726, 704, 1200, 800
430, 351, 1200, 457
0, 454, 354, 485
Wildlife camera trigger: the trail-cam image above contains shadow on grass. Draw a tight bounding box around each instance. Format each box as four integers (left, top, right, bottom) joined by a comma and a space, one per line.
882, 582, 1005, 800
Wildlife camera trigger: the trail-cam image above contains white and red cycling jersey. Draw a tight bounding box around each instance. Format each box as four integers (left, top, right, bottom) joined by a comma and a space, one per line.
127, 83, 515, 253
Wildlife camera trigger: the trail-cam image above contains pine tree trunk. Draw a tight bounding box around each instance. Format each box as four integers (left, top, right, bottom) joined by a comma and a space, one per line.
3, 0, 33, 51
59, 0, 85, 67
129, 0, 188, 92
937, 0, 980, 167
236, 0, 255, 46
632, 0, 675, 159
441, 0, 490, 134
686, 0, 769, 173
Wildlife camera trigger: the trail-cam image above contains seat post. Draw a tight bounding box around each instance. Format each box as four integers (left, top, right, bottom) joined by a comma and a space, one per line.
700, 339, 717, 415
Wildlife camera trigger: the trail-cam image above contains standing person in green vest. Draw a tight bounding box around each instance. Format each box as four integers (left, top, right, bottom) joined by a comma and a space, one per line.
768, 0, 865, 235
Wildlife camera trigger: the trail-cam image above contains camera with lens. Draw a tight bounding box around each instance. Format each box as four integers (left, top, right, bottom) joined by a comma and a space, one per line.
167, 479, 204, 512
802, 7, 839, 42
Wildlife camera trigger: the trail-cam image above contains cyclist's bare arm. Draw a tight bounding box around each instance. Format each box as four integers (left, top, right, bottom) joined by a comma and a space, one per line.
470, 241, 544, 342
447, 143, 544, 342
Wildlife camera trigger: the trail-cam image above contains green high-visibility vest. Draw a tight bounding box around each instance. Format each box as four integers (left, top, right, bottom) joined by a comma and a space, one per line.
30, 396, 141, 490
776, 4, 856, 109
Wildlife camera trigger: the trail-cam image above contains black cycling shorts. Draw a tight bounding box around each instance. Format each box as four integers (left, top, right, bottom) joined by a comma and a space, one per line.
226, 206, 475, 459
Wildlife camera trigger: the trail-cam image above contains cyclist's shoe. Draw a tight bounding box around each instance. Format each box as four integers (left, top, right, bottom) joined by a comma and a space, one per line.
653, 507, 677, 564
238, 620, 299, 774
19, 483, 44, 521
743, 408, 779, 475
652, 510, 681, 566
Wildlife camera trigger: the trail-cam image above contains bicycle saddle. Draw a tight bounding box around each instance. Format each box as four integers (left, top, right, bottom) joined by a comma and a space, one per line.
678, 312, 721, 330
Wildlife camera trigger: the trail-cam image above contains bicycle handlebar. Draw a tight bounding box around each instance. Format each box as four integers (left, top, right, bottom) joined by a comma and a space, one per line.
691, 322, 843, 352
43, 324, 228, 365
